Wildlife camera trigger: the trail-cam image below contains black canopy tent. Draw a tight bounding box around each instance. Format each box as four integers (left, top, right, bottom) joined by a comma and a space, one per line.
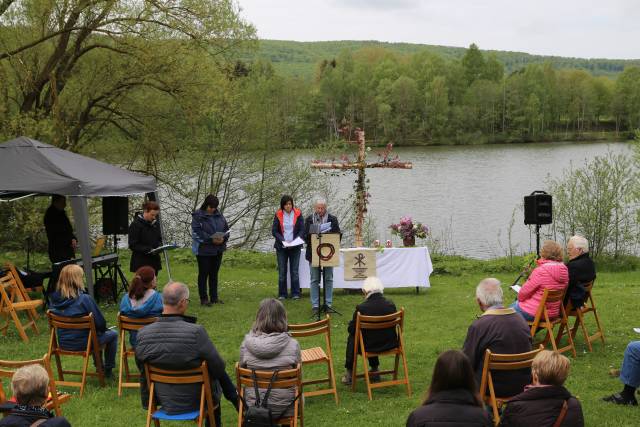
0, 136, 159, 296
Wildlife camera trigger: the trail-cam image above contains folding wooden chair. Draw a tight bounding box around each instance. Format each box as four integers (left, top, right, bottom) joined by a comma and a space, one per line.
350, 308, 411, 400
0, 354, 71, 416
236, 363, 303, 427
288, 315, 338, 404
3, 262, 45, 295
46, 310, 106, 397
0, 270, 43, 343
479, 345, 544, 426
559, 281, 605, 352
144, 361, 218, 427
527, 288, 576, 357
117, 313, 158, 396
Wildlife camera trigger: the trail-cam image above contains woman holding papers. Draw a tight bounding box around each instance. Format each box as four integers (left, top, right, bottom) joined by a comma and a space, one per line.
272, 195, 305, 300
128, 200, 163, 273
191, 194, 229, 306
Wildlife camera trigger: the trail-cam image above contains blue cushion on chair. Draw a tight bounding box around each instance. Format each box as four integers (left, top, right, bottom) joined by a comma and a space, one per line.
152, 409, 200, 421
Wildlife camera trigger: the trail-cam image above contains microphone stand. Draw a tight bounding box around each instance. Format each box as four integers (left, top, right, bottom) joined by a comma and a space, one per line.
316, 231, 341, 321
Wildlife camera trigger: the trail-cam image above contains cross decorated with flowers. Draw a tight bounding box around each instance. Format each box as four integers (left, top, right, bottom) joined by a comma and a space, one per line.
311, 127, 412, 247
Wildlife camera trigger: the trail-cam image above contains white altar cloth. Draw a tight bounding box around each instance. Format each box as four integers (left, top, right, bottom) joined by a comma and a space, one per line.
295, 246, 433, 289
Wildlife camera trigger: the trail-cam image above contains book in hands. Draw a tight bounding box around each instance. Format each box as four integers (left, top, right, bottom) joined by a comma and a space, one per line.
510, 284, 521, 293
212, 230, 231, 240
148, 243, 178, 255
282, 236, 305, 248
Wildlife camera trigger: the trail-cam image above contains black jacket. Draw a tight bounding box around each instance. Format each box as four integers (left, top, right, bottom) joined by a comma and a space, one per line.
499, 385, 584, 427
348, 293, 398, 352
304, 213, 340, 262
44, 205, 75, 263
128, 213, 163, 272
565, 253, 596, 308
406, 389, 492, 427
0, 405, 71, 427
135, 314, 238, 414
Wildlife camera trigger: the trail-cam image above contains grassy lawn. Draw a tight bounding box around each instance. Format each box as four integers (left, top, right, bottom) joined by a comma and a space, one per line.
1, 249, 639, 426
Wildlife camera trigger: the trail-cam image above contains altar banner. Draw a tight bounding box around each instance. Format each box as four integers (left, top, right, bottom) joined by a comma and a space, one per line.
293, 246, 433, 289
311, 233, 341, 267
343, 248, 377, 281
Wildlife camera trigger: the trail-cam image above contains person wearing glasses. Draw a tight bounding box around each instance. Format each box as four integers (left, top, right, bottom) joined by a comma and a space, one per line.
135, 282, 238, 426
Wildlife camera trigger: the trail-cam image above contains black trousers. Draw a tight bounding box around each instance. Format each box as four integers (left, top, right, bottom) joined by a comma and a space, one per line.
345, 333, 379, 371
197, 254, 223, 302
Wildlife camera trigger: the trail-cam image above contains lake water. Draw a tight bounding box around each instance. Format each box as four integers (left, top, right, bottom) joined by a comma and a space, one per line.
308, 141, 633, 259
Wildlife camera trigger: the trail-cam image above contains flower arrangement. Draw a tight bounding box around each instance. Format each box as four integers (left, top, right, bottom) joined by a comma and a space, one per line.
389, 216, 429, 239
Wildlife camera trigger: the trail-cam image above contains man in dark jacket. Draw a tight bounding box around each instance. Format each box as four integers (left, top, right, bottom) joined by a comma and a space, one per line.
128, 201, 163, 273
565, 235, 596, 309
342, 277, 398, 385
304, 197, 340, 313
44, 195, 76, 264
135, 282, 238, 426
462, 278, 533, 398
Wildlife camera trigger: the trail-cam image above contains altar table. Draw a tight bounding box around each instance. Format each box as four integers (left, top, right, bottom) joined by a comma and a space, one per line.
292, 246, 433, 289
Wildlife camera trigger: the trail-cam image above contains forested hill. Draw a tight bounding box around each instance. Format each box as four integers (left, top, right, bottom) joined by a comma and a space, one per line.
244, 39, 640, 79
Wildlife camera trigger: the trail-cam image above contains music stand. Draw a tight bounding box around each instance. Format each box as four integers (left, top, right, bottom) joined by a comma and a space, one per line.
310, 229, 341, 321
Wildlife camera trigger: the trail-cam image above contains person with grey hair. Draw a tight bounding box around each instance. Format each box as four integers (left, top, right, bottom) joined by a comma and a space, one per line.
135, 282, 238, 426
565, 235, 596, 309
462, 278, 532, 397
304, 196, 341, 314
239, 299, 301, 417
0, 364, 71, 427
341, 277, 397, 385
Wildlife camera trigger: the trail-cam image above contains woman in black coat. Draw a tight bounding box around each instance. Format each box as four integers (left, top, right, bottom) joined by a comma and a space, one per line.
128, 200, 163, 273
406, 350, 491, 427
499, 350, 584, 427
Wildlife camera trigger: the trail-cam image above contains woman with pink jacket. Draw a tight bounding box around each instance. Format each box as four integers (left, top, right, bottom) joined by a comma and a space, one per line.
512, 240, 569, 321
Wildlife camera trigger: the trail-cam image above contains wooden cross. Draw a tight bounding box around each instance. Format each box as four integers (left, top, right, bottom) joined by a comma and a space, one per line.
311, 128, 412, 247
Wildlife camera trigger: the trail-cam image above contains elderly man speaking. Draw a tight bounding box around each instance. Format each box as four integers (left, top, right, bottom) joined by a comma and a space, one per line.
304, 196, 341, 315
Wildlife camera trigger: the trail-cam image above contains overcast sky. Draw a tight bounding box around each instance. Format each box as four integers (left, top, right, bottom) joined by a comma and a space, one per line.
237, 0, 639, 59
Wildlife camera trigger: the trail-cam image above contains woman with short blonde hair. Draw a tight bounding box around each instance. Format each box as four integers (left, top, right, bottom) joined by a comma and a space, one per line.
499, 350, 584, 426
49, 264, 118, 378
540, 240, 564, 262
511, 240, 569, 322
0, 364, 71, 426
532, 349, 571, 386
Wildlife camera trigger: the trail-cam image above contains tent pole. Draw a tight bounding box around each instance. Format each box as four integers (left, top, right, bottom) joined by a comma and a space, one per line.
69, 196, 94, 296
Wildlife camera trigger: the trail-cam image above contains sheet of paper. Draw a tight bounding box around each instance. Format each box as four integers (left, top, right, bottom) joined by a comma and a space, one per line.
282, 236, 305, 247
320, 222, 332, 233
510, 284, 521, 293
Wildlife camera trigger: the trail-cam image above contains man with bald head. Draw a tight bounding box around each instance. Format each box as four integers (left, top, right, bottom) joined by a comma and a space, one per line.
136, 282, 238, 426
462, 278, 533, 397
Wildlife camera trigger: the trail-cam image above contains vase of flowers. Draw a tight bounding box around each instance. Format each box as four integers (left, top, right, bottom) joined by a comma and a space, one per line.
389, 216, 429, 247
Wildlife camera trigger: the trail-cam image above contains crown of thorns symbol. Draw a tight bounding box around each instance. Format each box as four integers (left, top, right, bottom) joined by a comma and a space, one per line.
316, 243, 335, 261
354, 253, 366, 267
